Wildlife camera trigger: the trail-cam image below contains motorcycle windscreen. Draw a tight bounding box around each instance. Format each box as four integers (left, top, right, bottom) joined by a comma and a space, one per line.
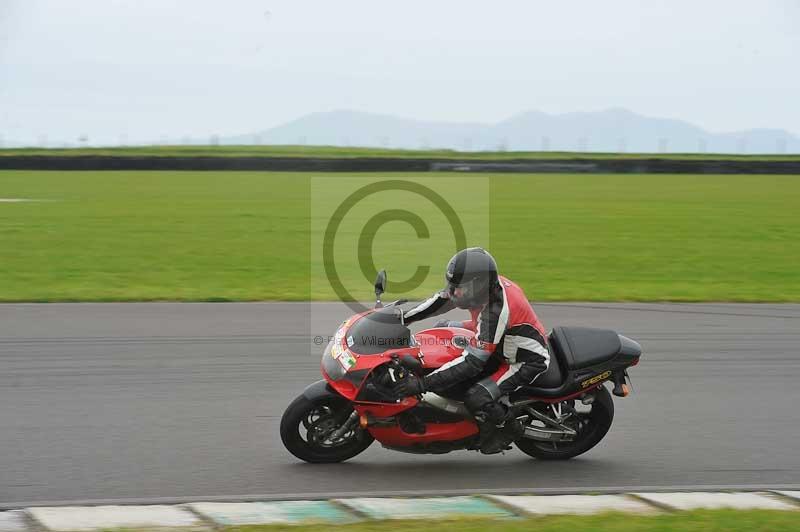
347, 311, 412, 355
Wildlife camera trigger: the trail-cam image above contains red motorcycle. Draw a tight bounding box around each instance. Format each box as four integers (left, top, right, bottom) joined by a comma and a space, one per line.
281, 271, 642, 462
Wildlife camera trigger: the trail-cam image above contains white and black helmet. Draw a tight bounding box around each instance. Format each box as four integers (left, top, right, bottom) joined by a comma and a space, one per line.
444, 247, 498, 309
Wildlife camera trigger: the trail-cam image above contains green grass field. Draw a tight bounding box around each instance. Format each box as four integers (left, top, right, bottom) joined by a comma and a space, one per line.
221, 511, 800, 532
1, 170, 798, 302
2, 145, 799, 160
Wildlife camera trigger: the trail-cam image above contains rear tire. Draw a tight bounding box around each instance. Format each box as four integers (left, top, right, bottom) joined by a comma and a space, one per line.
515, 385, 614, 460
280, 394, 373, 463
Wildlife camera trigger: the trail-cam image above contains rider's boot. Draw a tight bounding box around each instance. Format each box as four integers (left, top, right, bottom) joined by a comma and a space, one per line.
475, 406, 523, 455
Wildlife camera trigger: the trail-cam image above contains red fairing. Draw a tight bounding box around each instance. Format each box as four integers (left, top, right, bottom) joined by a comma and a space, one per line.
323, 344, 419, 400
321, 309, 423, 401
353, 400, 418, 418
414, 327, 475, 369
366, 421, 478, 446
322, 312, 473, 400
318, 313, 482, 447
323, 371, 359, 398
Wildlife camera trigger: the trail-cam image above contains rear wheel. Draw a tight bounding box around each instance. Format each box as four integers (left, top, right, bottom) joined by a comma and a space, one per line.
280, 394, 373, 463
515, 385, 614, 460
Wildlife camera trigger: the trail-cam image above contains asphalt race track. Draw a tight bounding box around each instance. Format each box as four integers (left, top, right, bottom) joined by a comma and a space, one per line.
2, 302, 799, 506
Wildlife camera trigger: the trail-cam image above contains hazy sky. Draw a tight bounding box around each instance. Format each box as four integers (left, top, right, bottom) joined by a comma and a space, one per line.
1, 0, 798, 145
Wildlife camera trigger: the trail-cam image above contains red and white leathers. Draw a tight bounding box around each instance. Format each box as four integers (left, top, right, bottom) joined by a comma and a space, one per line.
404, 276, 550, 407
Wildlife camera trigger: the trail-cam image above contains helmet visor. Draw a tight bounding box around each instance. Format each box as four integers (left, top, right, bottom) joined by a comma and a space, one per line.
446, 277, 488, 308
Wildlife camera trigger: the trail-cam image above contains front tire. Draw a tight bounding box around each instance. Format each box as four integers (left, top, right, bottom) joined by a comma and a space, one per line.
280, 394, 373, 463
516, 385, 614, 460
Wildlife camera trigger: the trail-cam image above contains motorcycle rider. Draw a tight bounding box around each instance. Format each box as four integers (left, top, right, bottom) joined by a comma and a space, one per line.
393, 247, 550, 454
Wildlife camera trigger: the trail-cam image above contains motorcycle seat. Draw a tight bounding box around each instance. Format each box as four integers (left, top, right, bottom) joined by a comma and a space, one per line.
512, 327, 636, 398
550, 326, 622, 370
528, 347, 563, 388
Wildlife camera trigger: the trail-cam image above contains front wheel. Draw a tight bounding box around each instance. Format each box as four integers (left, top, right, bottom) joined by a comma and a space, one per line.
280, 393, 374, 463
515, 384, 614, 460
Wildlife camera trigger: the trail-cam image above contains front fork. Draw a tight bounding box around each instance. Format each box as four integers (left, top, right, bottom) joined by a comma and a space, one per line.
328, 410, 360, 441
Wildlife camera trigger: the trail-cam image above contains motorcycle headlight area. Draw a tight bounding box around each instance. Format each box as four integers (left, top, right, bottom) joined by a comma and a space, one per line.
321, 330, 357, 381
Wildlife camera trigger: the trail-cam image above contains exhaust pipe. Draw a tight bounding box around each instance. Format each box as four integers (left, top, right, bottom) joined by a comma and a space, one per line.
522, 424, 576, 442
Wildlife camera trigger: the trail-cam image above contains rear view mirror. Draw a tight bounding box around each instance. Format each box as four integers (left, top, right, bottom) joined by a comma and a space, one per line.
374, 270, 387, 296
374, 270, 387, 308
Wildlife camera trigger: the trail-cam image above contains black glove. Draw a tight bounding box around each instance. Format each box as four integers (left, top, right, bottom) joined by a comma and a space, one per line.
433, 319, 459, 328
394, 374, 426, 397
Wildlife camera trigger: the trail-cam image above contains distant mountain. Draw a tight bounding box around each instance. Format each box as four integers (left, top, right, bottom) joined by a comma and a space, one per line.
225, 110, 486, 151
225, 108, 800, 154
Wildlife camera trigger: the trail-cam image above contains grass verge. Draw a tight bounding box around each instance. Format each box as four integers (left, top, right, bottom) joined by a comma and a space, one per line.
221, 510, 800, 532
1, 171, 798, 302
